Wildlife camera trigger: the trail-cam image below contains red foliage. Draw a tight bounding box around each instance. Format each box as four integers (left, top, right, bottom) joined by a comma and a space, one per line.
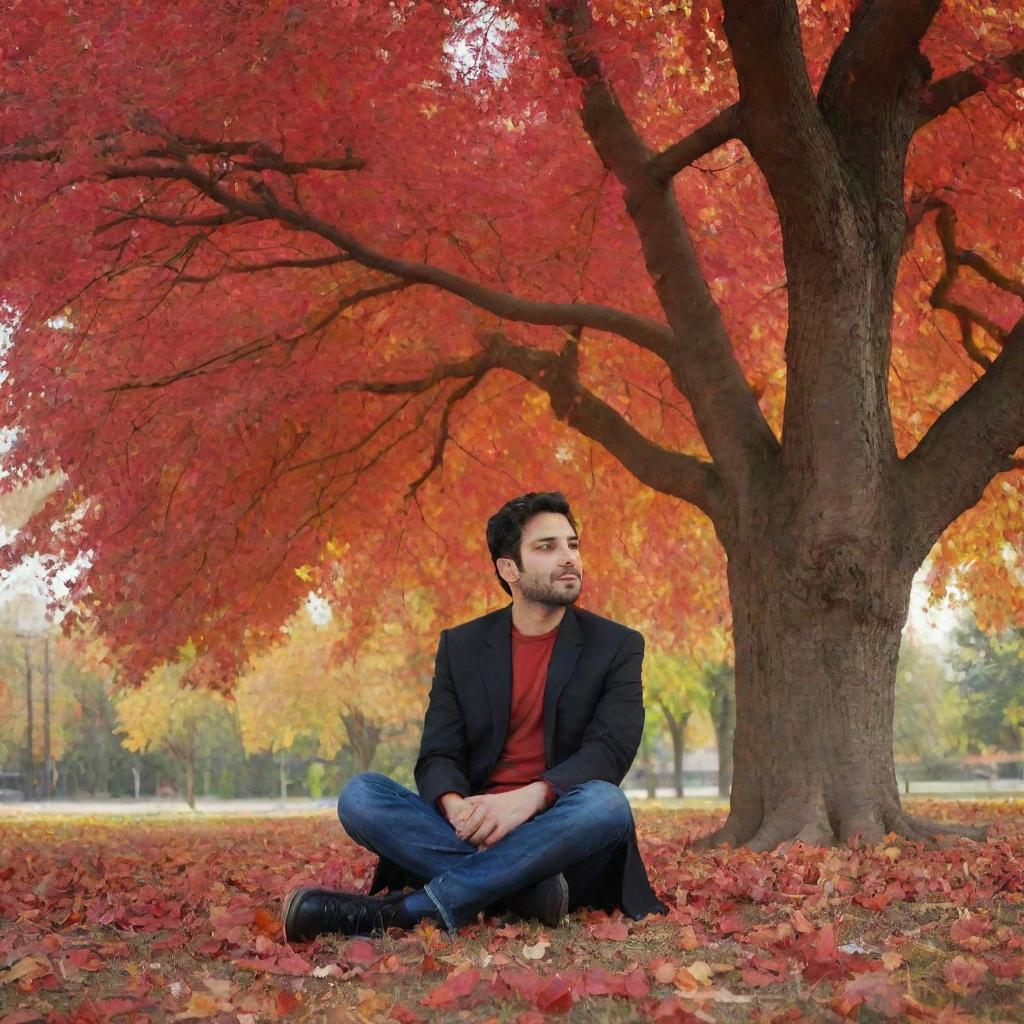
0, 3, 1021, 682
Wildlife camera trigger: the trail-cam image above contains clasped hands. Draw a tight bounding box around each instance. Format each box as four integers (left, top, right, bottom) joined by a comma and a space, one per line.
440, 782, 550, 849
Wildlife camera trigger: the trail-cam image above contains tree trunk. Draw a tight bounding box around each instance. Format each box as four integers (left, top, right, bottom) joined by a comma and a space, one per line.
642, 741, 657, 800
706, 665, 735, 798
342, 709, 382, 774
278, 751, 289, 800
184, 759, 195, 810
42, 637, 52, 801
22, 641, 35, 801
660, 708, 689, 799
132, 760, 141, 799
707, 528, 984, 850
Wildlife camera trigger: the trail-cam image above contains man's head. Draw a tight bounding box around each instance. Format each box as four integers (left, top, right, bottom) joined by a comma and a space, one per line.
486, 492, 582, 606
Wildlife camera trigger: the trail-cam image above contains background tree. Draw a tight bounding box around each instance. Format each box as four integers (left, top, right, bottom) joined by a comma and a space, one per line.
892, 633, 964, 789
2, 1, 1024, 846
114, 656, 236, 809
644, 651, 709, 798
235, 599, 428, 780
949, 618, 1024, 778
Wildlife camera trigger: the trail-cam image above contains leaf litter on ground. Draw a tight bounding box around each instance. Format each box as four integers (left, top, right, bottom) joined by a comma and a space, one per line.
0, 799, 1021, 1022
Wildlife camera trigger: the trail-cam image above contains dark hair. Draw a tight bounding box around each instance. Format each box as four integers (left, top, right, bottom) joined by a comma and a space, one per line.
486, 492, 578, 596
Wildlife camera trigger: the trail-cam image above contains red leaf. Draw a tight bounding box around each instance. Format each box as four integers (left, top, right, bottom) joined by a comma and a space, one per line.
950, 913, 991, 949
344, 939, 380, 966
590, 916, 630, 941
275, 953, 313, 976
535, 975, 575, 1013
389, 1005, 426, 1024
276, 990, 302, 1015
987, 956, 1023, 980
253, 907, 280, 937
944, 955, 988, 995
833, 973, 905, 1019
421, 969, 482, 1008
742, 968, 785, 987
853, 891, 893, 912
719, 912, 745, 935
650, 996, 706, 1023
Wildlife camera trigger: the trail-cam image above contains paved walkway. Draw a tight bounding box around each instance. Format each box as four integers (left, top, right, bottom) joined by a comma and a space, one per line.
1, 781, 1020, 818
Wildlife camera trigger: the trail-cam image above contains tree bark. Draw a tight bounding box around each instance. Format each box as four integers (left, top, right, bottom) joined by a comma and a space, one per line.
707, 512, 985, 849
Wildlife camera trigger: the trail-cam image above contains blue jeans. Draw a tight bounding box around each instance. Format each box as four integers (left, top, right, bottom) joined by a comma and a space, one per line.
337, 772, 634, 930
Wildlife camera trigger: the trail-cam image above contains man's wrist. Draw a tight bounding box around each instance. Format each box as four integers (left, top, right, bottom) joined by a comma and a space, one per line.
527, 780, 556, 811
438, 791, 465, 817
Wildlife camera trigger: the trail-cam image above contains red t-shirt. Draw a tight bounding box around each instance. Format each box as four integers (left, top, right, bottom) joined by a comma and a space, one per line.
483, 624, 558, 802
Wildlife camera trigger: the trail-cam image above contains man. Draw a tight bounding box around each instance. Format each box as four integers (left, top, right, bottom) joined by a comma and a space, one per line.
282, 491, 666, 942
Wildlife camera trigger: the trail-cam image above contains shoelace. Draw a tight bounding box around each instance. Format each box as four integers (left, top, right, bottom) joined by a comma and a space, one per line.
321, 894, 397, 935
322, 894, 367, 933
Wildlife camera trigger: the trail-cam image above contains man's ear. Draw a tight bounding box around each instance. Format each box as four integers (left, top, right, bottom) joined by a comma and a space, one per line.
496, 556, 520, 587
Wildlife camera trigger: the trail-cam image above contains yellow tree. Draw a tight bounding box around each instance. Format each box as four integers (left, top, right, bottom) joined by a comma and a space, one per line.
644, 650, 715, 799
114, 655, 235, 809
235, 600, 429, 788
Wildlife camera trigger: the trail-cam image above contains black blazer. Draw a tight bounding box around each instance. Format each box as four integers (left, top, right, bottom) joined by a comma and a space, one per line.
370, 605, 667, 920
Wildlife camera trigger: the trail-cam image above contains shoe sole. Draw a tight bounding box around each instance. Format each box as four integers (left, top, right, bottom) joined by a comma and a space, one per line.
281, 884, 320, 943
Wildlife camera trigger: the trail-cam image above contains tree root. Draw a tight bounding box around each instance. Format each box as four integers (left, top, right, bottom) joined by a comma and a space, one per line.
887, 811, 988, 844
697, 801, 988, 851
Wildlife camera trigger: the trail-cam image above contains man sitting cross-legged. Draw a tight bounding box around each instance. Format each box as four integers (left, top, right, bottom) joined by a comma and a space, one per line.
282, 491, 667, 941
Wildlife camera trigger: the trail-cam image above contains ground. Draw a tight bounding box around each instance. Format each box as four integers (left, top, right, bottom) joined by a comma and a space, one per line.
1, 800, 1022, 1023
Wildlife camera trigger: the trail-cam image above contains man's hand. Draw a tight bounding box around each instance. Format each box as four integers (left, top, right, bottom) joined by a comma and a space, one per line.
439, 792, 471, 831
453, 783, 551, 849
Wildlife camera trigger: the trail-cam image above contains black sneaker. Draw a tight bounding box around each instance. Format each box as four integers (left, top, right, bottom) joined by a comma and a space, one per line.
281, 885, 409, 942
503, 873, 569, 928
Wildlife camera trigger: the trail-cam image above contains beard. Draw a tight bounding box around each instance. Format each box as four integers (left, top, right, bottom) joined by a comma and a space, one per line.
518, 570, 582, 607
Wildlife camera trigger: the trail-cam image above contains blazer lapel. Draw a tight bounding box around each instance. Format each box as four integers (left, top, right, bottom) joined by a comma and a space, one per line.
543, 608, 584, 765
479, 605, 513, 762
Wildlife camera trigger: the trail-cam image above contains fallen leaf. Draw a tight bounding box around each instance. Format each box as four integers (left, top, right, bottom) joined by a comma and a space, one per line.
944, 955, 988, 995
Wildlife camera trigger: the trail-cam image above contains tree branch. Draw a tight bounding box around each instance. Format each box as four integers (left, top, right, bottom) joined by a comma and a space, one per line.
105, 281, 407, 391
903, 314, 1024, 557
550, 0, 778, 506
924, 198, 1013, 367
721, 0, 841, 234
104, 160, 677, 357
176, 253, 352, 283
481, 331, 726, 522
138, 133, 366, 174
647, 105, 741, 183
404, 374, 487, 500
917, 50, 1024, 128
816, 0, 939, 188
333, 334, 726, 522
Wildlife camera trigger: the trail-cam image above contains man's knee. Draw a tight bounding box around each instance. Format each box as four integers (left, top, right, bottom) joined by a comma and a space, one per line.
575, 780, 633, 840
337, 771, 392, 832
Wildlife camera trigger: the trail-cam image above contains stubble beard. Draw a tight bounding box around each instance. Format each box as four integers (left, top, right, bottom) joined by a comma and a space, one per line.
518, 572, 582, 607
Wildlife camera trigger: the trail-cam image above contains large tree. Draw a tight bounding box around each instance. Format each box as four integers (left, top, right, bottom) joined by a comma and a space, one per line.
1, 1, 1023, 847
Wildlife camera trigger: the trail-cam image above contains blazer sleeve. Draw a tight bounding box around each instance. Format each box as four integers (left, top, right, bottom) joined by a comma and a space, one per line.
414, 629, 472, 807
541, 629, 646, 795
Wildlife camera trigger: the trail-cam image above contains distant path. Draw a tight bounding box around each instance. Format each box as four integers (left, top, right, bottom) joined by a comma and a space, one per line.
0, 781, 1020, 817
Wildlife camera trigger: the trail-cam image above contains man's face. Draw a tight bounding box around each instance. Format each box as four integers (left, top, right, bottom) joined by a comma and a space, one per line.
509, 511, 582, 607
